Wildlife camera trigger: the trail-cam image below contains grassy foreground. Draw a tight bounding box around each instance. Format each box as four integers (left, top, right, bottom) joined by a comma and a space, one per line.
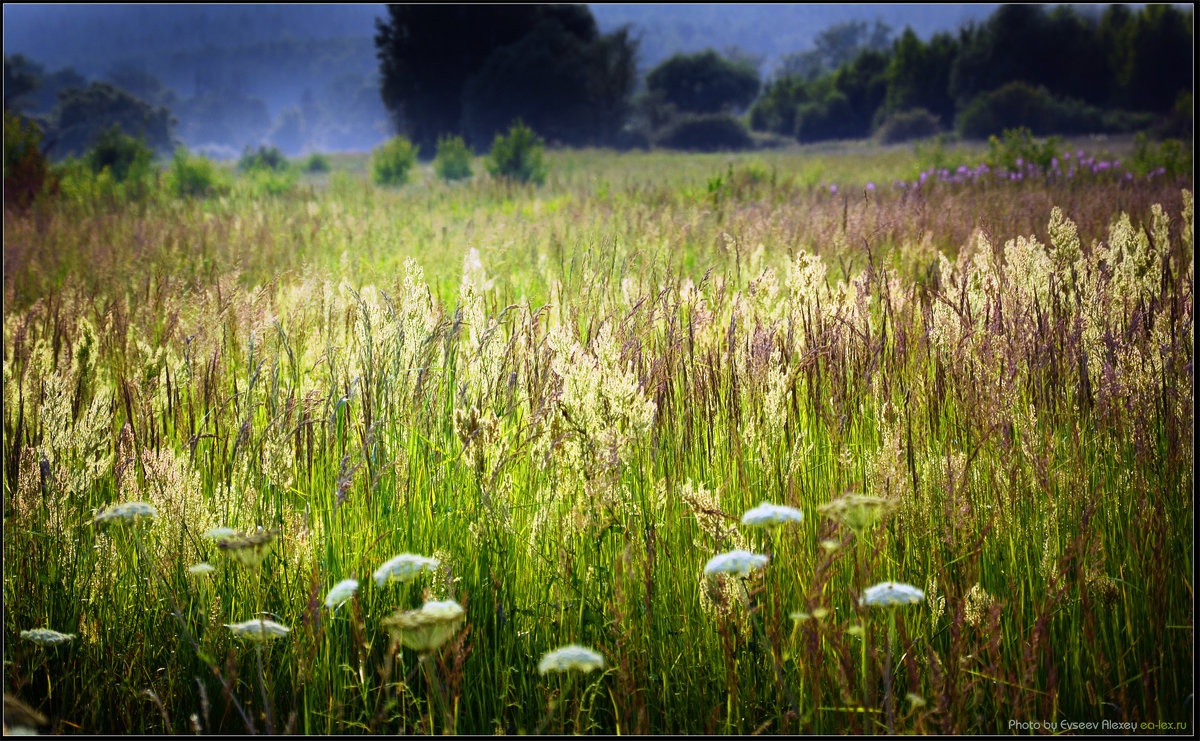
2, 143, 1194, 734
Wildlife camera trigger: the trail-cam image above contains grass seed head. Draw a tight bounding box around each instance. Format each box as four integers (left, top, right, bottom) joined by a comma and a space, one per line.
216, 528, 280, 569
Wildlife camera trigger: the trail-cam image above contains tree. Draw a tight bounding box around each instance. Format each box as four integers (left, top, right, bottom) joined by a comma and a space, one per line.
46, 82, 176, 159
644, 49, 760, 115
3, 55, 42, 113
375, 5, 635, 152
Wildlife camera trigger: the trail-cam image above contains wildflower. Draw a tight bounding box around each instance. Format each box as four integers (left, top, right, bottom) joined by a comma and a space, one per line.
225, 618, 290, 642
373, 553, 439, 587
740, 502, 803, 528
791, 608, 828, 623
202, 527, 238, 540
187, 563, 216, 576
860, 581, 925, 608
216, 529, 280, 569
381, 599, 465, 652
818, 493, 898, 532
93, 501, 157, 526
820, 538, 842, 553
907, 692, 926, 708
538, 644, 605, 675
703, 549, 769, 577
324, 578, 360, 609
20, 628, 76, 646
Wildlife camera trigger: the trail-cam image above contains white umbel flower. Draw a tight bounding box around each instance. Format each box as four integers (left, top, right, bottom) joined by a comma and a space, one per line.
93, 501, 157, 525
225, 618, 291, 642
860, 582, 925, 608
20, 628, 76, 646
202, 527, 238, 540
703, 550, 769, 577
381, 599, 465, 652
373, 553, 439, 587
741, 502, 804, 527
324, 579, 360, 609
538, 644, 605, 675
187, 563, 216, 576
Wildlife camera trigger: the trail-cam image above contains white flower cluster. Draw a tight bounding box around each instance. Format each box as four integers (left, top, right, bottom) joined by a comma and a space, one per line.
538, 644, 605, 675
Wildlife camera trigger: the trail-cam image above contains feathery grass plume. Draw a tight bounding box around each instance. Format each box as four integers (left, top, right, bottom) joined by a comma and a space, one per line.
4, 693, 47, 731
225, 618, 291, 642
381, 599, 465, 652
324, 579, 360, 609
964, 583, 995, 627
538, 644, 606, 675
860, 582, 925, 608
93, 501, 157, 526
216, 529, 280, 569
740, 502, 804, 527
703, 549, 769, 577
20, 628, 77, 646
818, 493, 899, 532
188, 563, 216, 577
373, 553, 439, 587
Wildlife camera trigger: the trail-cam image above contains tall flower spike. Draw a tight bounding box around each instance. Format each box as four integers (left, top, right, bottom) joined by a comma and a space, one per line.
704, 549, 769, 577
538, 644, 606, 675
860, 582, 925, 608
373, 553, 439, 587
741, 502, 804, 527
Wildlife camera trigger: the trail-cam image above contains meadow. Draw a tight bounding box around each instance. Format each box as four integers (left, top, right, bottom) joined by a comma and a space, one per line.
2, 137, 1193, 734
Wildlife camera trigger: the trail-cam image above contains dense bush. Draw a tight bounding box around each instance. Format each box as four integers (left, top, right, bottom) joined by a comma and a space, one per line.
957, 82, 1108, 139
302, 152, 332, 173
794, 91, 856, 142
485, 120, 546, 184
873, 107, 941, 144
433, 135, 473, 181
655, 113, 754, 152
84, 124, 155, 183
372, 135, 419, 186
238, 144, 290, 172
166, 147, 228, 198
3, 110, 59, 211
984, 127, 1061, 172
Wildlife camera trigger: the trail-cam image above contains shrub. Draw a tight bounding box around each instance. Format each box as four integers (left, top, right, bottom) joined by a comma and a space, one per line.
166, 147, 228, 198
957, 82, 1104, 139
874, 108, 942, 144
85, 124, 155, 183
485, 120, 547, 184
433, 135, 473, 181
238, 145, 290, 172
240, 167, 297, 197
303, 152, 331, 173
3, 110, 59, 211
655, 112, 754, 152
1131, 132, 1192, 177
984, 127, 1061, 172
793, 92, 855, 142
372, 136, 419, 186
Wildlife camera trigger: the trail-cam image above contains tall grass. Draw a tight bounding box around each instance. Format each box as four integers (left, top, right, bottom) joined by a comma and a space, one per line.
2, 143, 1193, 734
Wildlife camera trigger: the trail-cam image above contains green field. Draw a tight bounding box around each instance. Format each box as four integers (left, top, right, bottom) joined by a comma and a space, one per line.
3, 140, 1193, 734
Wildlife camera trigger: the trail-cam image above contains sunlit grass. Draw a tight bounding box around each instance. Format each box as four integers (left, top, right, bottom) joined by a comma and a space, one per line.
2, 140, 1192, 734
